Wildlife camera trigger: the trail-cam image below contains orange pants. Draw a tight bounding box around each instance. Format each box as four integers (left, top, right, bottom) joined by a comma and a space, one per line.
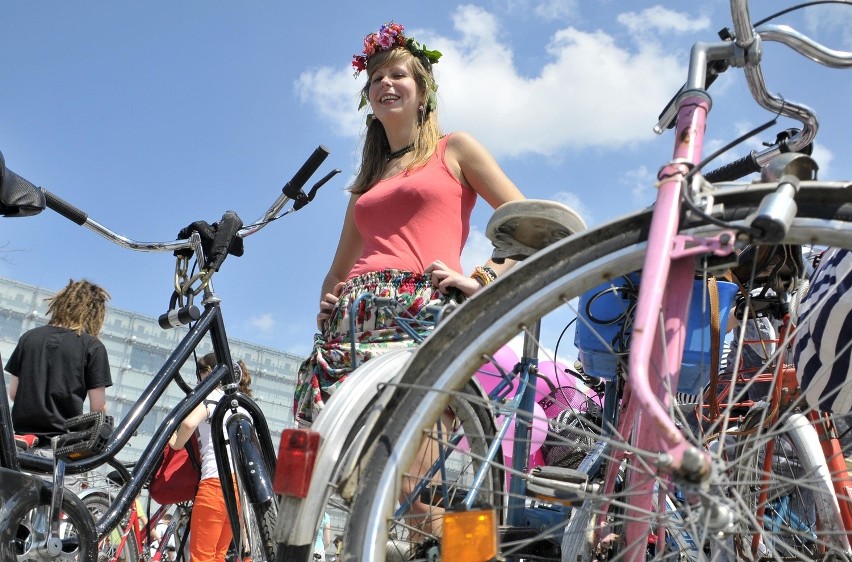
189, 478, 233, 562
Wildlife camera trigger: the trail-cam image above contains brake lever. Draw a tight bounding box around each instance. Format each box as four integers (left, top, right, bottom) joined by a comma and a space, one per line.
293, 168, 341, 211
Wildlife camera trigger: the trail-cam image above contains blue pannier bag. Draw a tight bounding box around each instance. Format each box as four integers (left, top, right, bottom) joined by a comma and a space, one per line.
574, 274, 738, 397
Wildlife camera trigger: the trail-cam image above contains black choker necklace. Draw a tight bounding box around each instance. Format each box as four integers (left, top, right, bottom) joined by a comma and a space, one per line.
386, 143, 414, 162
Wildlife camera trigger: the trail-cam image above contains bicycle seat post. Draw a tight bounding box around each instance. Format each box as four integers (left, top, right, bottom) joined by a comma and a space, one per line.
506, 322, 541, 526
485, 199, 587, 526
34, 436, 68, 558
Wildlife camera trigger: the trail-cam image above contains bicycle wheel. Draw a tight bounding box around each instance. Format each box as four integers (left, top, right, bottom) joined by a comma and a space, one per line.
275, 349, 420, 562
1, 478, 98, 561
234, 470, 277, 561
382, 382, 503, 561
731, 407, 846, 559
162, 503, 192, 562
343, 182, 852, 561
82, 492, 140, 562
242, 498, 277, 561
276, 369, 501, 562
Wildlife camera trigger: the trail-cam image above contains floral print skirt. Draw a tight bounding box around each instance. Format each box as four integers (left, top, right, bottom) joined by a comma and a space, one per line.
293, 269, 446, 426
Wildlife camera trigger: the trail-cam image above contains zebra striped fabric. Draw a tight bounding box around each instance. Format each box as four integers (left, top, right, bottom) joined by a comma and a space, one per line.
793, 248, 852, 413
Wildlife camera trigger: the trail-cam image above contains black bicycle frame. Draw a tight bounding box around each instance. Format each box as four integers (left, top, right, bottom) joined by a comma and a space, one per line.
2, 299, 276, 542
0, 372, 20, 471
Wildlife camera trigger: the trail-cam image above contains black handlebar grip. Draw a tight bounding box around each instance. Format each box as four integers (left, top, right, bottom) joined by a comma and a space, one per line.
703, 152, 761, 183
43, 189, 88, 225
0, 169, 46, 217
282, 145, 331, 199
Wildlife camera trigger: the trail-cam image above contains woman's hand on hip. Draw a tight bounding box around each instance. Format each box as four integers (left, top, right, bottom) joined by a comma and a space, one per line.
317, 282, 346, 330
424, 260, 480, 297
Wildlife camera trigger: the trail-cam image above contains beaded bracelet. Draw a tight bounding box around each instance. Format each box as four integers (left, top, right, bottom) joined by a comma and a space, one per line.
470, 265, 498, 287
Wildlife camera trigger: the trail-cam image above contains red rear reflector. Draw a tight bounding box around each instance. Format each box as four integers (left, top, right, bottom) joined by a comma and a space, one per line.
273, 429, 321, 498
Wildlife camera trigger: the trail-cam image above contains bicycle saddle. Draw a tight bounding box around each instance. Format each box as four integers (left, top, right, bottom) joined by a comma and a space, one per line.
486, 199, 587, 262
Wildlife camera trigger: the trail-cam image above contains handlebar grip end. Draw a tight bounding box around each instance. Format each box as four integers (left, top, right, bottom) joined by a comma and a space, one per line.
283, 145, 332, 199
44, 189, 88, 225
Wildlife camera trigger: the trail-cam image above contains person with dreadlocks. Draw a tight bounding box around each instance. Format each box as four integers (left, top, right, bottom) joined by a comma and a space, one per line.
294, 21, 525, 427
5, 278, 112, 443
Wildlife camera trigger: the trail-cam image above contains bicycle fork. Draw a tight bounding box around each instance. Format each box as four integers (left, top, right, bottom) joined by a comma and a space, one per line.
604, 91, 736, 562
28, 443, 72, 558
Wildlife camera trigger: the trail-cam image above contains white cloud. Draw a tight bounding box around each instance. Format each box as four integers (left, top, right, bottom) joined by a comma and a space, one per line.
617, 6, 711, 36
496, 0, 579, 22
437, 6, 690, 157
295, 4, 695, 159
293, 66, 364, 139
622, 165, 656, 206
805, 6, 852, 50
249, 313, 276, 333
461, 227, 494, 273
533, 0, 579, 22
811, 142, 833, 179
551, 190, 594, 227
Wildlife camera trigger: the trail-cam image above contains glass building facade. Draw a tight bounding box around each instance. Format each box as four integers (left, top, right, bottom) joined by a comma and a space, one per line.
0, 275, 301, 463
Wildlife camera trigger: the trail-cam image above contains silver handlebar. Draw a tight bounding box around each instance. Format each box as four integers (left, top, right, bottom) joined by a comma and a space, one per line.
759, 23, 852, 68
730, 0, 757, 50
655, 1, 852, 154
71, 192, 294, 255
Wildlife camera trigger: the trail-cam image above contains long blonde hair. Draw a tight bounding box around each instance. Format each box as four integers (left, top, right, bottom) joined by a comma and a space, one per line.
349, 48, 442, 195
46, 279, 110, 336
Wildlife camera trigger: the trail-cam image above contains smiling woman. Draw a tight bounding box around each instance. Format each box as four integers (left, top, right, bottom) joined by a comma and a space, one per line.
289, 23, 535, 557
292, 21, 528, 430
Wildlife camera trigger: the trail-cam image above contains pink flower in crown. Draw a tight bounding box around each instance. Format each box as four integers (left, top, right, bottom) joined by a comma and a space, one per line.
385, 24, 405, 47
351, 21, 440, 78
352, 22, 405, 76
363, 34, 378, 57
386, 22, 404, 37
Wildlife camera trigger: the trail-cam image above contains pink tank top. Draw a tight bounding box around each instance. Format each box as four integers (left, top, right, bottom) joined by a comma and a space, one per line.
349, 135, 476, 278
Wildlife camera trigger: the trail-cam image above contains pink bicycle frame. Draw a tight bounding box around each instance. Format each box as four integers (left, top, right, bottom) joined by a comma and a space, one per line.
597, 93, 737, 561
593, 0, 852, 554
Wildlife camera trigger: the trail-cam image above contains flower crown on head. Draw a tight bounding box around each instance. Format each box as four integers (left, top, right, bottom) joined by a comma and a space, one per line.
352, 22, 442, 77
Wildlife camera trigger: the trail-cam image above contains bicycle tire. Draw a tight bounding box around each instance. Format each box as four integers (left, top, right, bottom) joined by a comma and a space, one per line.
343, 182, 852, 561
235, 474, 277, 561
382, 382, 503, 561
275, 349, 418, 562
732, 407, 846, 559
216, 402, 278, 561
280, 378, 501, 562
1, 479, 98, 562
82, 492, 141, 562
165, 503, 192, 562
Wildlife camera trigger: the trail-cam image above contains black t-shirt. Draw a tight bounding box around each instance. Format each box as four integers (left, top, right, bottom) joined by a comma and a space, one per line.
5, 325, 113, 437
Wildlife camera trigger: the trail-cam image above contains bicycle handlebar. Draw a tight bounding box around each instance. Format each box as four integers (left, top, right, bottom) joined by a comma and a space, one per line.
44, 189, 87, 226
657, 1, 852, 181
13, 144, 332, 253
283, 145, 330, 200
735, 3, 852, 147
703, 151, 761, 183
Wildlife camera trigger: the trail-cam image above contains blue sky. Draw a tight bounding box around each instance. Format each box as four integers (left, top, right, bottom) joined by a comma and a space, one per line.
1, 1, 851, 358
